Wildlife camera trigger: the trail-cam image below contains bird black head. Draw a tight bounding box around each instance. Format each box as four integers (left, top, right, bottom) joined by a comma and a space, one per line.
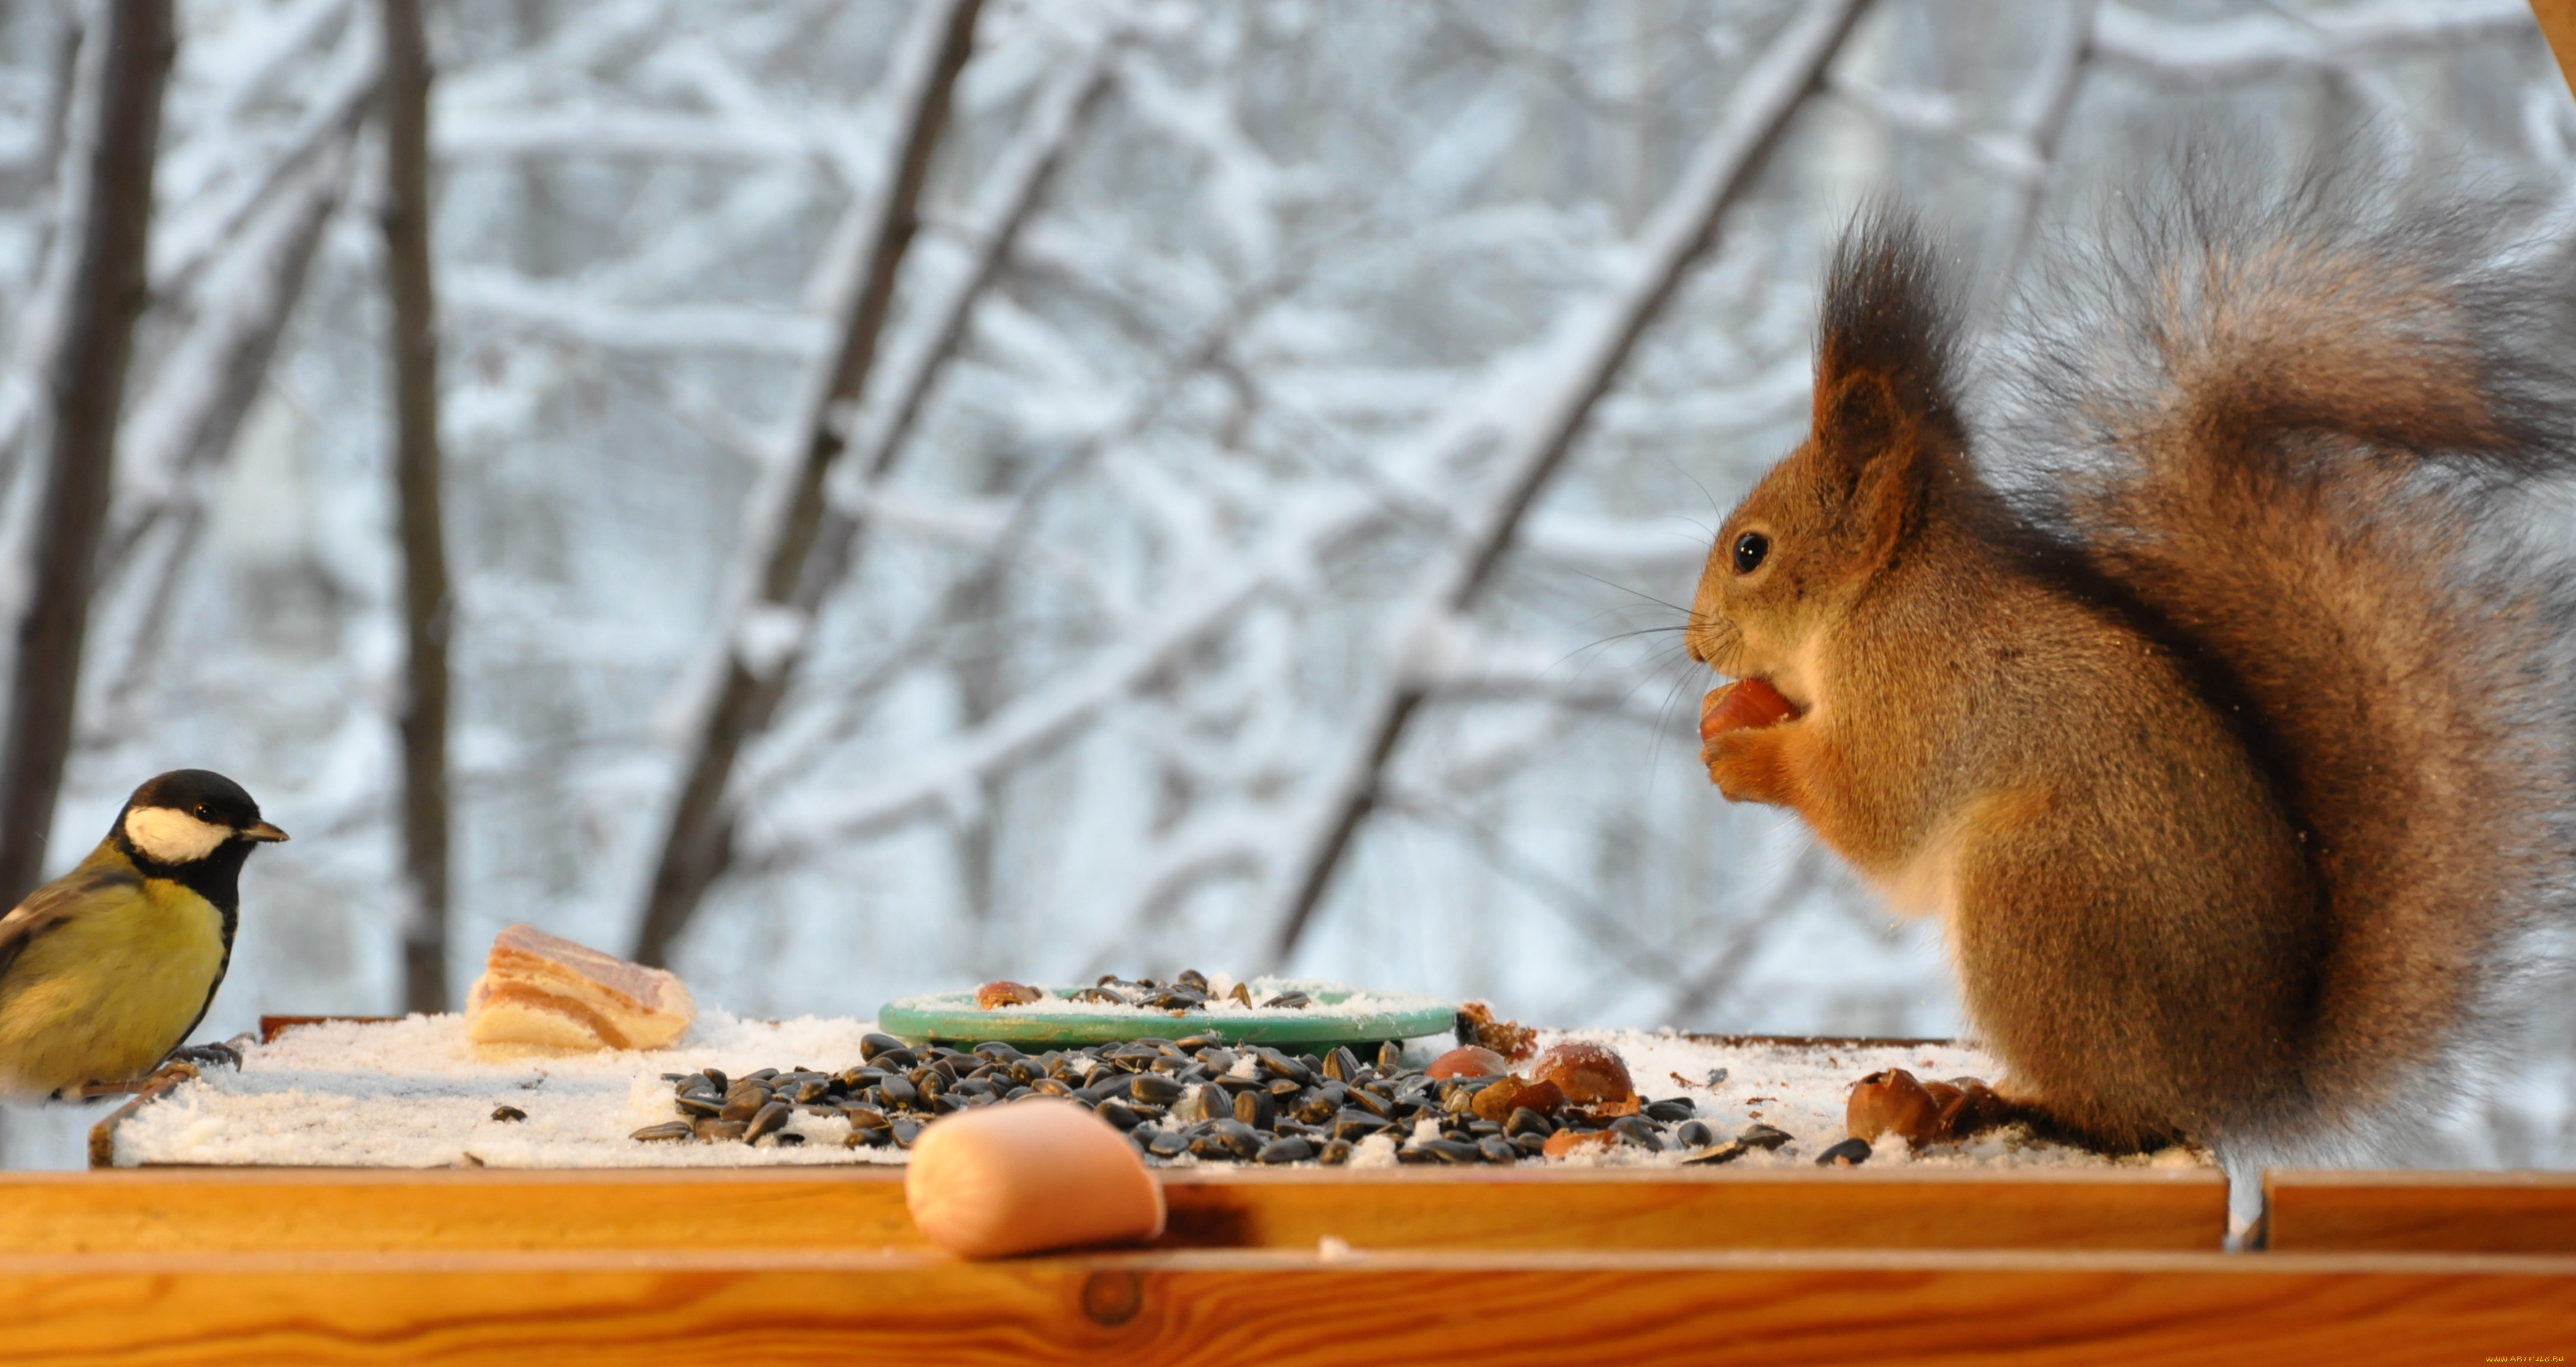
114, 770, 288, 868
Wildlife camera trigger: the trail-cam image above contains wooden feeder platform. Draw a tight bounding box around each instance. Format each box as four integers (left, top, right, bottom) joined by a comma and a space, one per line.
15, 1029, 2570, 1361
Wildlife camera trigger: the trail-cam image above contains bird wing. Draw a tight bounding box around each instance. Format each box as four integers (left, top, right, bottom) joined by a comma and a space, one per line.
0, 862, 145, 984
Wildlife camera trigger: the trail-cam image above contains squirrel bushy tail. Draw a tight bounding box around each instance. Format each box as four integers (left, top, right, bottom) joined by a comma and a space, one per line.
1997, 154, 2576, 1149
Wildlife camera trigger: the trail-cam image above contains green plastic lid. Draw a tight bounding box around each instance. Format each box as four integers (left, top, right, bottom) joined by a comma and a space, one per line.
875, 981, 1457, 1050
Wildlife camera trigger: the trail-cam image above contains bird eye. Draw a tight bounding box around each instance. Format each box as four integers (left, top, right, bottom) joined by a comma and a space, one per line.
1732, 531, 1770, 574
193, 804, 211, 820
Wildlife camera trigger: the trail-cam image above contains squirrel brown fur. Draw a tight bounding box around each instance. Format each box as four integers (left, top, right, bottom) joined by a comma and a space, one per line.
1684, 162, 2576, 1155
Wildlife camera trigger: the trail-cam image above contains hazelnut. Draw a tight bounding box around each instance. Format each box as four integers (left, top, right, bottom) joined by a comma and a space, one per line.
1933, 1077, 2009, 1139
1845, 1067, 1940, 1147
1469, 1076, 1564, 1122
1427, 1046, 1508, 1079
1527, 1041, 1635, 1107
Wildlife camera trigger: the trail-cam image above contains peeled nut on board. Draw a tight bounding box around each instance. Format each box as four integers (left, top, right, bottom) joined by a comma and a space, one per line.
905, 1098, 1166, 1259
1847, 1068, 2013, 1147
1931, 1076, 2008, 1137
975, 980, 1045, 1009
1454, 1001, 1538, 1061
1526, 1041, 1636, 1108
1846, 1067, 1942, 1147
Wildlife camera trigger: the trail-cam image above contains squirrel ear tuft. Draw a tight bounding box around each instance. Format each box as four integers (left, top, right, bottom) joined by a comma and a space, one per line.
1820, 372, 1900, 453
1814, 202, 1960, 447
1809, 204, 1963, 558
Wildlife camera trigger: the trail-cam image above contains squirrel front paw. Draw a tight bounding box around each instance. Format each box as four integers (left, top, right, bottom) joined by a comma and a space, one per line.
1700, 681, 1801, 805
1702, 729, 1799, 806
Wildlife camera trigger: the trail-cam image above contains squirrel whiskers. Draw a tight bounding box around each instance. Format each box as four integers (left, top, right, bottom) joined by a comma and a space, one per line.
1687, 151, 2576, 1158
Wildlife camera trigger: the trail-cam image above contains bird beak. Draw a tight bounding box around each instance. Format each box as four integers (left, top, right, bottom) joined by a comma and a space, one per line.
241, 821, 289, 843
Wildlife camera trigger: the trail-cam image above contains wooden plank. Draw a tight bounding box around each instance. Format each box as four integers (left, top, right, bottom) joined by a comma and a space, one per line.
0, 1169, 920, 1254
2537, 0, 2576, 103
1158, 1165, 2228, 1252
2267, 1169, 2576, 1254
0, 1247, 2556, 1365
0, 1165, 2226, 1254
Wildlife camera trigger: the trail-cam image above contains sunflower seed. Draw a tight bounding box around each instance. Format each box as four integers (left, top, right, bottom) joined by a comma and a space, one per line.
1815, 1136, 1871, 1166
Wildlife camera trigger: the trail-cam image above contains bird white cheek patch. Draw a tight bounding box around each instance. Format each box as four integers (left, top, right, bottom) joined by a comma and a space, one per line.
123, 807, 230, 863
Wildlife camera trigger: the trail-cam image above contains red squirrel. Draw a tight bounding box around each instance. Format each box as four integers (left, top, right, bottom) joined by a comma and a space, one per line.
1686, 171, 2576, 1154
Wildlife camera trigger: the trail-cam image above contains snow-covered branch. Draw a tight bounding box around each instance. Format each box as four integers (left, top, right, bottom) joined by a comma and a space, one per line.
2093, 0, 2533, 77
1260, 0, 1872, 966
631, 0, 986, 967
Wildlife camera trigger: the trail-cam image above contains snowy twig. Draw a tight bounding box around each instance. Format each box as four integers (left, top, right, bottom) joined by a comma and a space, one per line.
443, 270, 831, 358
0, 0, 174, 903
801, 25, 1127, 609
84, 136, 353, 734
0, 12, 94, 510
149, 2, 375, 294
632, 0, 986, 967
1970, 0, 2097, 321
736, 253, 1316, 808
1260, 0, 1873, 967
1376, 786, 1745, 998
1657, 841, 1827, 1024
105, 136, 355, 574
2091, 0, 2532, 78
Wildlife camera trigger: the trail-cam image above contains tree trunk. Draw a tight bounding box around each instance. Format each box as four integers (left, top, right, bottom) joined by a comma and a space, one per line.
631, 0, 983, 967
380, 0, 452, 1011
0, 0, 175, 905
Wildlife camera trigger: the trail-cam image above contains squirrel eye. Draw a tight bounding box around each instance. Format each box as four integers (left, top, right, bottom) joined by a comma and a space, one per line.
1731, 531, 1770, 575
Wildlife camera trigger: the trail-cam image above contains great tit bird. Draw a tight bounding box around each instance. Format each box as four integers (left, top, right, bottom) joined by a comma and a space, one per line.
0, 770, 286, 1098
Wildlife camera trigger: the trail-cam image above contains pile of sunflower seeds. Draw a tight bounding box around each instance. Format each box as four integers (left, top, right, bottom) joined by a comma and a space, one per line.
630, 1032, 1793, 1165
1059, 969, 1308, 1012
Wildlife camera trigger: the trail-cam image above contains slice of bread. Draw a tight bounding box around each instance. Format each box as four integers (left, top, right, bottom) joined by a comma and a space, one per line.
464, 923, 696, 1051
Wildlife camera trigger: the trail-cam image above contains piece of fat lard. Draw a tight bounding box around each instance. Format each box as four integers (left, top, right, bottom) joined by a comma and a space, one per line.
464, 923, 696, 1051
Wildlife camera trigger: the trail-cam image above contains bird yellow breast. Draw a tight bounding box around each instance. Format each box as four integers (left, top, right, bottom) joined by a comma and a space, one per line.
0, 878, 226, 1095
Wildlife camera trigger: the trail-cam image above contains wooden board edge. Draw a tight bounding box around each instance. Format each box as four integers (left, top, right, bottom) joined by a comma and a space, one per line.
2537, 0, 2576, 102
2267, 1168, 2576, 1191
84, 1064, 201, 1169
0, 1245, 2563, 1366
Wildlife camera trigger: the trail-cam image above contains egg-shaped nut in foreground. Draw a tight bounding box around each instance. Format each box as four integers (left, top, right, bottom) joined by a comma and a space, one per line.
1426, 1046, 1508, 1079
1845, 1067, 1940, 1147
905, 1098, 1166, 1259
1526, 1041, 1635, 1107
1699, 678, 1796, 743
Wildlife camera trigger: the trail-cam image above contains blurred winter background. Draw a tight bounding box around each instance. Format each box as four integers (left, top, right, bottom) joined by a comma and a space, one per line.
0, 0, 2568, 1168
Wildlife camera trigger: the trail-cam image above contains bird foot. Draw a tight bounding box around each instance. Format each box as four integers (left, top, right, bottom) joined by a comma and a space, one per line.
166, 1041, 243, 1071
68, 1059, 200, 1101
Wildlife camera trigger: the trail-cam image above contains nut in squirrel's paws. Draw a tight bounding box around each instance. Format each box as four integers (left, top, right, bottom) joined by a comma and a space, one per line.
1700, 679, 1801, 804
1699, 679, 1797, 741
